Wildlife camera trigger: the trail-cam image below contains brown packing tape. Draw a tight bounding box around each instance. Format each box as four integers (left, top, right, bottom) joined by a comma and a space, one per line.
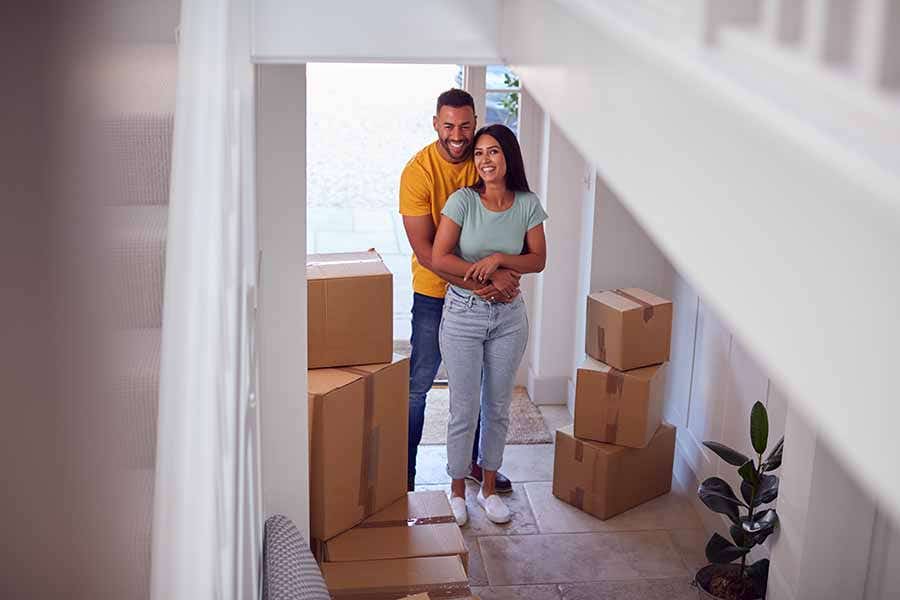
612, 288, 654, 322
603, 368, 625, 442
356, 516, 457, 529
569, 487, 585, 510
311, 537, 327, 563
331, 583, 472, 600
574, 440, 584, 463
338, 367, 378, 516
596, 326, 606, 360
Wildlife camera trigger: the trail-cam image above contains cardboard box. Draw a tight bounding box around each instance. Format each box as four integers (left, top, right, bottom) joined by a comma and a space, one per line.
321, 556, 471, 600
574, 356, 666, 448
324, 491, 468, 571
585, 288, 672, 371
308, 250, 393, 369
552, 423, 675, 520
400, 594, 431, 600
309, 355, 409, 545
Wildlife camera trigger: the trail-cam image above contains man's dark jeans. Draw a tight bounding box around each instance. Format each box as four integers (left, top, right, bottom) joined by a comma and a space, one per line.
408, 292, 480, 483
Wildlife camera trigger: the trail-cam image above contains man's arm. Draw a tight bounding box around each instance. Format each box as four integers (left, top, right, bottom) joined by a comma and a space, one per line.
402, 215, 475, 289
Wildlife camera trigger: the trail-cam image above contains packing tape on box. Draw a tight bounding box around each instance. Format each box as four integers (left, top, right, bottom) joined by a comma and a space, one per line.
357, 515, 457, 529
338, 366, 379, 516
306, 257, 382, 267
311, 537, 327, 562
569, 487, 585, 510
612, 288, 654, 322
602, 368, 625, 442
331, 582, 472, 600
596, 326, 607, 361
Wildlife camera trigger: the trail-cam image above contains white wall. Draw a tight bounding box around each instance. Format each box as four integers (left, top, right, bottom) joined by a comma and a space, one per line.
524, 113, 594, 406
252, 0, 501, 64
500, 0, 900, 527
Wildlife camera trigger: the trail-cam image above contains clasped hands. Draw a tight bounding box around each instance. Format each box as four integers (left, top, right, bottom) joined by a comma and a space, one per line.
464, 253, 520, 303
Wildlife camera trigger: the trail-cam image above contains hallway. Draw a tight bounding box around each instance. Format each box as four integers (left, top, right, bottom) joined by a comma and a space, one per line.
413, 407, 708, 599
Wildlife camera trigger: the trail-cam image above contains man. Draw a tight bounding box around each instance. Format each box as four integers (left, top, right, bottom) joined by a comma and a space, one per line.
400, 88, 518, 493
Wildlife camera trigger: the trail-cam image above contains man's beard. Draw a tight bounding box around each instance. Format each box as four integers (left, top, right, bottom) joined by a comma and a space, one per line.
439, 137, 471, 162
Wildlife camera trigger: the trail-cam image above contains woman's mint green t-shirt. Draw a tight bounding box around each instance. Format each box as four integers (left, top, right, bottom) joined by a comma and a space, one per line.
440, 187, 548, 294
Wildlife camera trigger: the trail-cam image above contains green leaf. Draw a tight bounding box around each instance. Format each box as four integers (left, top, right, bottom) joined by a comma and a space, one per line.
741, 474, 779, 507
750, 401, 769, 454
705, 532, 750, 564
738, 460, 759, 486
698, 477, 746, 524
747, 559, 770, 597
703, 441, 750, 467
729, 524, 747, 548
743, 509, 779, 544
764, 436, 784, 472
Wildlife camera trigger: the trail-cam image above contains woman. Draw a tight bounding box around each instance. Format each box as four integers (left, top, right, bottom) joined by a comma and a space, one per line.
432, 124, 548, 525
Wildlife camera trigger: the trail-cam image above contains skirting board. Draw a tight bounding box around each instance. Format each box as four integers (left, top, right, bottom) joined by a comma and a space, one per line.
527, 366, 569, 405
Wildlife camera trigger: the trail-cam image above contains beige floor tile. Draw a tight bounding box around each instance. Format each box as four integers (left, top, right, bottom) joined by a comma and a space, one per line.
559, 576, 697, 600
415, 443, 555, 485
667, 528, 709, 573
478, 531, 687, 585
464, 536, 490, 587
471, 584, 562, 600
525, 482, 702, 534
414, 482, 539, 538
498, 444, 555, 483
413, 445, 450, 484
462, 482, 539, 538
539, 405, 573, 433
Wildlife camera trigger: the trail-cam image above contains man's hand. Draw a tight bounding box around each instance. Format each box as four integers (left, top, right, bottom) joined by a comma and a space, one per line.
464, 253, 502, 284
490, 269, 520, 298
472, 269, 521, 303
473, 284, 520, 303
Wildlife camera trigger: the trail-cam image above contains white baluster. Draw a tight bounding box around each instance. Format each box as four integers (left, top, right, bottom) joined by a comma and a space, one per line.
856, 0, 900, 90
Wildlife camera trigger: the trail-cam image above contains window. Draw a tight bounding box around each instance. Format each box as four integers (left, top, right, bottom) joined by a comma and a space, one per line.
485, 65, 521, 136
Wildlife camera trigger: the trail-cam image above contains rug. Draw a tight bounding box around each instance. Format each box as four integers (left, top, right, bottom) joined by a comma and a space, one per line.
420, 385, 552, 445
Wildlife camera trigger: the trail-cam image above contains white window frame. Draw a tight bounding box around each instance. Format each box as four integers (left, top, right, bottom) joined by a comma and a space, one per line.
463, 65, 522, 133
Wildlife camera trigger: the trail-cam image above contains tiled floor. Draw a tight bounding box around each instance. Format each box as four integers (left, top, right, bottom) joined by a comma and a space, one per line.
412, 408, 708, 600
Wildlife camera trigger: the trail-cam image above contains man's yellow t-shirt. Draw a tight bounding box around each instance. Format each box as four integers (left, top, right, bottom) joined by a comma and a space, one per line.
399, 142, 478, 298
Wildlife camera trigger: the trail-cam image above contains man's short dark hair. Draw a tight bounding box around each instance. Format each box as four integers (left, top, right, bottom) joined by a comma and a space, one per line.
436, 89, 475, 115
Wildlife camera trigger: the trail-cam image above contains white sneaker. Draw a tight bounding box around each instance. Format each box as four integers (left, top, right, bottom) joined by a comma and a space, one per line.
477, 489, 511, 524
450, 495, 468, 527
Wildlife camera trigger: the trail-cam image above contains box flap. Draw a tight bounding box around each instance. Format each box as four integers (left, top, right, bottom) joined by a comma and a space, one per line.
578, 356, 663, 383
321, 556, 469, 596
362, 491, 453, 524
307, 250, 390, 280
618, 287, 671, 307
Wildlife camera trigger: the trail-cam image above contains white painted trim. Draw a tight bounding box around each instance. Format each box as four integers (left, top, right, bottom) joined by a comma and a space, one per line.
256, 64, 310, 539
464, 65, 487, 127
526, 366, 569, 406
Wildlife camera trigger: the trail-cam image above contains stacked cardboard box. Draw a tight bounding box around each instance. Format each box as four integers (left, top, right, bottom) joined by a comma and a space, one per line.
307, 251, 470, 598
553, 287, 677, 520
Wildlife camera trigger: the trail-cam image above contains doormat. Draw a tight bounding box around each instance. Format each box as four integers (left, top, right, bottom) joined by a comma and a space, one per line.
420, 386, 552, 445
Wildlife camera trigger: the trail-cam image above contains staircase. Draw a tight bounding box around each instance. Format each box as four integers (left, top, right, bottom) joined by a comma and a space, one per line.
91, 43, 176, 600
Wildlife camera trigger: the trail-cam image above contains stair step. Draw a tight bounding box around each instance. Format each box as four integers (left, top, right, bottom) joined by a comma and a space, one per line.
109, 329, 161, 468
102, 113, 173, 206
106, 205, 167, 329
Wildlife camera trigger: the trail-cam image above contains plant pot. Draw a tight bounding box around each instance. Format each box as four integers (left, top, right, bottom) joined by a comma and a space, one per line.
693, 564, 763, 600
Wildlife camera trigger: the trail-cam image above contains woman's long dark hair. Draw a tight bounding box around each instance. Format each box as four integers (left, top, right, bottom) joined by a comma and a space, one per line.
471, 124, 531, 193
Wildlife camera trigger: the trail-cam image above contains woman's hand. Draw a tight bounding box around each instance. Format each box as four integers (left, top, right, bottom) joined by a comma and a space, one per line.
464, 253, 502, 284
489, 269, 520, 298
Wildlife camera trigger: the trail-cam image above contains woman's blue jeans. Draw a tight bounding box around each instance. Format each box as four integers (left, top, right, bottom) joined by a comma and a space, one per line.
439, 286, 529, 479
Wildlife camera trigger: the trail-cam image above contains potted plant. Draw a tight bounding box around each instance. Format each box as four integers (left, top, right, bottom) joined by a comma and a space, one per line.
693, 401, 784, 600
